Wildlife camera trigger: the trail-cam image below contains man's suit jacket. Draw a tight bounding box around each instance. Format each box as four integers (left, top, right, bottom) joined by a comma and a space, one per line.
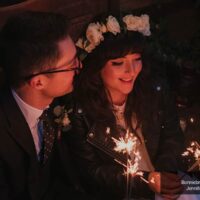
0, 88, 85, 200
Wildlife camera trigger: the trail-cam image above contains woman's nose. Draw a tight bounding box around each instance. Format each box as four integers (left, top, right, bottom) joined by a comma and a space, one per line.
124, 61, 134, 73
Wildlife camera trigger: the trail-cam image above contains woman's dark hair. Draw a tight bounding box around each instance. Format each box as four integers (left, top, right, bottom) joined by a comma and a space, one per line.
0, 11, 69, 88
75, 29, 154, 134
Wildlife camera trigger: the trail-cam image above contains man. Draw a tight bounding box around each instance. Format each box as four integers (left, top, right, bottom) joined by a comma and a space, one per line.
0, 11, 82, 200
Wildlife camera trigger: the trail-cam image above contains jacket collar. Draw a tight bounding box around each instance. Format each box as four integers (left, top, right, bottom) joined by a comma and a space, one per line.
0, 88, 37, 158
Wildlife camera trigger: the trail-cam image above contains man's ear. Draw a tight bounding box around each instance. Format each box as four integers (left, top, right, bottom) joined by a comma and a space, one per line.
29, 75, 47, 90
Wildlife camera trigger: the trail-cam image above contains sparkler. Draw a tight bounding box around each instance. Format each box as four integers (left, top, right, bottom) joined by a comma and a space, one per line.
182, 141, 200, 171
112, 130, 142, 200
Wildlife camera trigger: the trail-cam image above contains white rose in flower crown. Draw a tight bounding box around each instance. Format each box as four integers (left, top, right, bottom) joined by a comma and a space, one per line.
123, 14, 151, 36
123, 15, 139, 31
99, 23, 107, 33
84, 43, 96, 53
86, 23, 104, 46
76, 14, 151, 54
139, 14, 151, 36
106, 16, 121, 35
76, 38, 84, 49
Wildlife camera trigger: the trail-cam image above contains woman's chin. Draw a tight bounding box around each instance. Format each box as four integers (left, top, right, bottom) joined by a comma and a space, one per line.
121, 85, 134, 94
120, 88, 133, 96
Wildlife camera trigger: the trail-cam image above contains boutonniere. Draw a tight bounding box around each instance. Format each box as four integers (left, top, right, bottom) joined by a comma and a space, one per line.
53, 105, 72, 136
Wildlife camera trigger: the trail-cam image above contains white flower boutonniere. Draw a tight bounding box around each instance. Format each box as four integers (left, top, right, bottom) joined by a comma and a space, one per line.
53, 105, 72, 132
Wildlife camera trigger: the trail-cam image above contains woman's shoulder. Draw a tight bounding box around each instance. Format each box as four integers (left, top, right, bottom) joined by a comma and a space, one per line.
70, 101, 93, 131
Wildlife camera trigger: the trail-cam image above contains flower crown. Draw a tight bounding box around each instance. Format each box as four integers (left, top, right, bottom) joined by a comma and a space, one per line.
76, 14, 151, 59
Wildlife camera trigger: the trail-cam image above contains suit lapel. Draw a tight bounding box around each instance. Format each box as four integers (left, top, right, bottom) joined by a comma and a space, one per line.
1, 89, 37, 158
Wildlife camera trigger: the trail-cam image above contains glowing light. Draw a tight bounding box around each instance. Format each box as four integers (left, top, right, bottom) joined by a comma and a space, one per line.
190, 117, 194, 123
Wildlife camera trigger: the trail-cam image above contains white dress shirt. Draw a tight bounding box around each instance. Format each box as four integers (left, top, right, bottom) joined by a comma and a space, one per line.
12, 89, 45, 157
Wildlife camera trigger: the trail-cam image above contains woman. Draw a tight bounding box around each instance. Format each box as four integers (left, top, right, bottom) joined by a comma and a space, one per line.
64, 14, 184, 200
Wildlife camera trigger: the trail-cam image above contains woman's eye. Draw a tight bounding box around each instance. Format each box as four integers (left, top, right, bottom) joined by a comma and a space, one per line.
134, 58, 142, 62
112, 61, 124, 66
133, 58, 142, 65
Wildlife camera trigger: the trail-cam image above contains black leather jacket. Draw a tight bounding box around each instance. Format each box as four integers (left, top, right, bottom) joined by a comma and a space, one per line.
64, 81, 185, 200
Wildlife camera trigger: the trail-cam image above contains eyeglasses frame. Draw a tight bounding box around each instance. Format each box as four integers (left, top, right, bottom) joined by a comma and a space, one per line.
24, 59, 81, 80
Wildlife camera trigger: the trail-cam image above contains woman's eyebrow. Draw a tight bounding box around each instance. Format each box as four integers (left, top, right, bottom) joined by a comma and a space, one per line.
112, 57, 124, 61
135, 57, 142, 60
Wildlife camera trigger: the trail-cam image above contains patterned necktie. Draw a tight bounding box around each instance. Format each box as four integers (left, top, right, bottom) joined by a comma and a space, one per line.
38, 109, 56, 164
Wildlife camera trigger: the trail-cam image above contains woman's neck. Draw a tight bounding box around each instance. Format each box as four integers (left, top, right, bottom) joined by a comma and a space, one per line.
109, 93, 127, 106
105, 87, 128, 106
111, 95, 127, 106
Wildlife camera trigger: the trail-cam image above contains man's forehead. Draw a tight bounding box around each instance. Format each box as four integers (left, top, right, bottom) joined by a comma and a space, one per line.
56, 36, 77, 67
59, 53, 78, 68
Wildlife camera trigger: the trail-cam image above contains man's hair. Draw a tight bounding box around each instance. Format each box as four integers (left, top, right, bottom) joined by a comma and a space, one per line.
0, 11, 69, 88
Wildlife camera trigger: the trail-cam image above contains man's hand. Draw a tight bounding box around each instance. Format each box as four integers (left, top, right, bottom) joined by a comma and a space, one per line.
148, 172, 183, 200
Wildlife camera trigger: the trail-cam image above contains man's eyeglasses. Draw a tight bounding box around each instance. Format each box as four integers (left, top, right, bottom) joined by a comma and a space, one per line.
24, 59, 81, 80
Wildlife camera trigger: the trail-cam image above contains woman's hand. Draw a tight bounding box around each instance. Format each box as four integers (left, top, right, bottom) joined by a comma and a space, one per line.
148, 172, 161, 193
148, 172, 183, 200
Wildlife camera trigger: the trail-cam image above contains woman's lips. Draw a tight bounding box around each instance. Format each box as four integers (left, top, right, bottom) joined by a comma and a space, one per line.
119, 78, 133, 83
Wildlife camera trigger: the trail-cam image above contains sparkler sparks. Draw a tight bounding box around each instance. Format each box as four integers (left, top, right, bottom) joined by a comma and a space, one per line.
112, 130, 143, 199
112, 131, 141, 176
125, 159, 140, 176
182, 141, 200, 171
112, 133, 137, 155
